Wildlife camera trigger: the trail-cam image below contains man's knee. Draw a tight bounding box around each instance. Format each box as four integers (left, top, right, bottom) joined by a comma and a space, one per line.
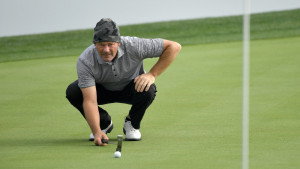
66, 80, 82, 103
139, 83, 157, 103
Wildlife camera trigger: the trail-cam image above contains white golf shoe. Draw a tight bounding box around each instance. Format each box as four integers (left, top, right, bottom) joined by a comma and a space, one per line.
123, 119, 141, 141
89, 121, 113, 141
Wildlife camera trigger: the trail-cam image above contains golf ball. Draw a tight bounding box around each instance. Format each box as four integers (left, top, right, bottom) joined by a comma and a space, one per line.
114, 151, 121, 158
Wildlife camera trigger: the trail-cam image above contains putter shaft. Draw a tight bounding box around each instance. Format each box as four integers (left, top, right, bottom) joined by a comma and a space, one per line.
101, 139, 116, 145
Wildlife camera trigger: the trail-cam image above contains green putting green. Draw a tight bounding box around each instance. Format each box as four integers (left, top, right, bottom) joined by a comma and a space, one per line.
1, 36, 299, 168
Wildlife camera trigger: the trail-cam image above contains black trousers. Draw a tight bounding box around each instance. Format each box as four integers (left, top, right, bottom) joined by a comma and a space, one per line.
65, 80, 157, 129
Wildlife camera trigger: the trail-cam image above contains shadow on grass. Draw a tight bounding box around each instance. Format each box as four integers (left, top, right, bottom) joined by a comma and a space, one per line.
0, 138, 88, 147
0, 137, 120, 147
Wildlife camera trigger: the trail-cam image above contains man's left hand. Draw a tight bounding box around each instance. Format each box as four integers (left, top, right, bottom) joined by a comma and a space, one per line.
134, 73, 155, 92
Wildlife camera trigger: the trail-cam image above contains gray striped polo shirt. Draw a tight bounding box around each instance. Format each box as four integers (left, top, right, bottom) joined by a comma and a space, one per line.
77, 36, 164, 91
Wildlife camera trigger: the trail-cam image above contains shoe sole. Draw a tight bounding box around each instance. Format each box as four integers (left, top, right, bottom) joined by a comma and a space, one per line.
123, 128, 141, 141
89, 123, 114, 141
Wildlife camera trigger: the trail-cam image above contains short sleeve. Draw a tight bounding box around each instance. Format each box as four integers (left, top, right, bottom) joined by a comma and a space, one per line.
77, 58, 95, 88
137, 38, 164, 59
121, 37, 164, 59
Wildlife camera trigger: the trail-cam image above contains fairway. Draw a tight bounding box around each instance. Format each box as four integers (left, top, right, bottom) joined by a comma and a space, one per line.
0, 36, 299, 169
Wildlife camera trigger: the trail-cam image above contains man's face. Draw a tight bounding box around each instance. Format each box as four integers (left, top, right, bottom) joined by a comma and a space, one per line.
95, 42, 120, 62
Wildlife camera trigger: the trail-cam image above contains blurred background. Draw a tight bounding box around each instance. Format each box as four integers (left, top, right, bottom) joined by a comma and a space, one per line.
1, 0, 300, 37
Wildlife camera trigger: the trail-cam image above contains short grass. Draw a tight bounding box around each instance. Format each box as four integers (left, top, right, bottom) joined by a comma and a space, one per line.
1, 36, 299, 169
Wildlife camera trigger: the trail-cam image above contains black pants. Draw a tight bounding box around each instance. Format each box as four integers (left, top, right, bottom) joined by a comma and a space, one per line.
65, 80, 157, 129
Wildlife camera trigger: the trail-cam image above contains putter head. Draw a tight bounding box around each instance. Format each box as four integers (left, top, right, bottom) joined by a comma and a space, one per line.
116, 135, 123, 152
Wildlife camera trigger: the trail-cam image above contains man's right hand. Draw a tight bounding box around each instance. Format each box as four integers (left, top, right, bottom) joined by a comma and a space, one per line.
81, 86, 108, 146
94, 131, 109, 146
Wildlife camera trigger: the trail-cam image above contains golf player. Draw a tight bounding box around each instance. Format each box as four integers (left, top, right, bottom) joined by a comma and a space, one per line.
66, 18, 181, 146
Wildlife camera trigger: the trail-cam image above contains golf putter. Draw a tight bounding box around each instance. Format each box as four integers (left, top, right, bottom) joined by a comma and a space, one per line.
116, 135, 123, 152
101, 135, 123, 150
101, 139, 110, 144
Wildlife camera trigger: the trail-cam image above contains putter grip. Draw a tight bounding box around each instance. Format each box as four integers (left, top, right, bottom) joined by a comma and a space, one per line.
101, 139, 109, 144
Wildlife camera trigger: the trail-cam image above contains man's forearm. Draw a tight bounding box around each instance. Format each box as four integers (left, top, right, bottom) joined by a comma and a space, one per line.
149, 41, 181, 78
83, 100, 101, 135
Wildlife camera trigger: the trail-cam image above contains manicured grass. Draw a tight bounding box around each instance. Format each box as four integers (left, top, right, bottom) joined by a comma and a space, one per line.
1, 36, 299, 169
0, 9, 299, 62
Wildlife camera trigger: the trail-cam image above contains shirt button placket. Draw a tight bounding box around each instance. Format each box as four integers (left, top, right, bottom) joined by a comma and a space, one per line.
112, 64, 117, 77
